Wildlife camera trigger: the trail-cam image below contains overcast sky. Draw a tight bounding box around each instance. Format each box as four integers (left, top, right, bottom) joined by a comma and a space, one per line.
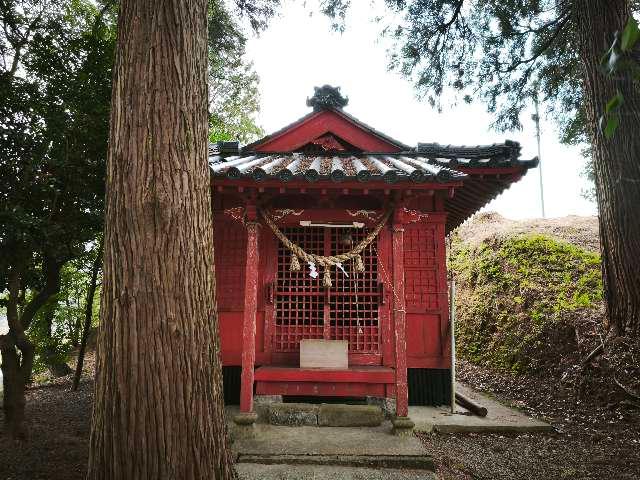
243, 1, 597, 220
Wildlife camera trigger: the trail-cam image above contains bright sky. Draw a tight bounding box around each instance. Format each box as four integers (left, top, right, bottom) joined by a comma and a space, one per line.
244, 1, 597, 220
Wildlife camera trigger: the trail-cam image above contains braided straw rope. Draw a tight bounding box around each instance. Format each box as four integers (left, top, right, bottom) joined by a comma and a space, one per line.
259, 207, 393, 287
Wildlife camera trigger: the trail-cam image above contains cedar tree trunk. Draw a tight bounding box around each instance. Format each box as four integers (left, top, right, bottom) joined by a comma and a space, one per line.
574, 0, 640, 336
87, 1, 235, 479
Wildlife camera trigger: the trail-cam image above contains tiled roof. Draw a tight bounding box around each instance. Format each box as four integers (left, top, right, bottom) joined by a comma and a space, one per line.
416, 140, 537, 167
210, 153, 467, 184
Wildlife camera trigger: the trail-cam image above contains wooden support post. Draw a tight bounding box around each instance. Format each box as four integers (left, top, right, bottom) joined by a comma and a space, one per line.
239, 206, 259, 414
392, 213, 408, 418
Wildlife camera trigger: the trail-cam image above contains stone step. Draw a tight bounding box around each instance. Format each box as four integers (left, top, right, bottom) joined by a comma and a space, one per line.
236, 463, 437, 480
237, 453, 435, 470
264, 402, 385, 427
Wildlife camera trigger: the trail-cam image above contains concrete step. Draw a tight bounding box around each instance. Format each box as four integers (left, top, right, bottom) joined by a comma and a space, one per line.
237, 453, 435, 470
264, 402, 384, 427
236, 463, 437, 480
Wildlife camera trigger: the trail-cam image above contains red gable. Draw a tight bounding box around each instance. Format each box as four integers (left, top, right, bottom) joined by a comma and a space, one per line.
243, 85, 410, 154
248, 109, 405, 153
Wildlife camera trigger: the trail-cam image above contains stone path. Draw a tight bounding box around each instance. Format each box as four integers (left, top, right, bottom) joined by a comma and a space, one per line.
226, 382, 553, 478
410, 383, 554, 434
230, 423, 427, 457
227, 412, 434, 479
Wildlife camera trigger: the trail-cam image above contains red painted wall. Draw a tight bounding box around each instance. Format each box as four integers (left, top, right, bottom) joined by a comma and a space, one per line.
213, 204, 450, 371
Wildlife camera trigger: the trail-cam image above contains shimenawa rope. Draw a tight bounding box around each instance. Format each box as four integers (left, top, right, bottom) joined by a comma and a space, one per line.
259, 207, 393, 288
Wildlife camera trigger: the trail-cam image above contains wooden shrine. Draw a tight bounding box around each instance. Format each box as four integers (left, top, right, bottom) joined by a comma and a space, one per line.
209, 86, 537, 424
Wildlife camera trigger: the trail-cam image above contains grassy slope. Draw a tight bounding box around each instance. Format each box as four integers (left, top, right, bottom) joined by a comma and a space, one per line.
450, 213, 604, 374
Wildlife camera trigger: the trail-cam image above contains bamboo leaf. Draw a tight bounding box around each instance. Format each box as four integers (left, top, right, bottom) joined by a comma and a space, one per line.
603, 115, 620, 139
621, 17, 640, 52
605, 91, 624, 114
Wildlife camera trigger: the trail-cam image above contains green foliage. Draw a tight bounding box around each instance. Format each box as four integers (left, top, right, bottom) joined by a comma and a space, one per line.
1, 0, 266, 341
208, 0, 264, 143
451, 234, 603, 373
26, 249, 101, 374
599, 16, 640, 139
320, 2, 639, 202
0, 1, 113, 346
374, 1, 582, 134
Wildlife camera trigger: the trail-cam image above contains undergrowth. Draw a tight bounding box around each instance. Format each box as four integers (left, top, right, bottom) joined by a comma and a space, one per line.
450, 233, 603, 374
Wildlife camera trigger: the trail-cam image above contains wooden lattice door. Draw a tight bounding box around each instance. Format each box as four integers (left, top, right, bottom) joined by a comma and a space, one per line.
273, 226, 383, 365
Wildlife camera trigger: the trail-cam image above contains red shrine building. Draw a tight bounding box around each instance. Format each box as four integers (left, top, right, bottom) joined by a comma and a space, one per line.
210, 86, 537, 425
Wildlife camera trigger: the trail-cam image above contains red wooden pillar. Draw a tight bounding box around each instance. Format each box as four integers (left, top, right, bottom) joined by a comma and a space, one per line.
240, 206, 259, 413
392, 210, 408, 418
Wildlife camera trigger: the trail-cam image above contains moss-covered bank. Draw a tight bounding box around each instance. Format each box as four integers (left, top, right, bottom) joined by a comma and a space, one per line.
450, 233, 603, 374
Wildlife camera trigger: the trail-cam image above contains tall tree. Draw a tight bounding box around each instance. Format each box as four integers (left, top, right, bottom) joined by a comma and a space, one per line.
323, 0, 640, 336
87, 0, 235, 478
573, 2, 640, 336
1, 0, 265, 438
0, 0, 112, 437
208, 0, 264, 143
72, 239, 103, 391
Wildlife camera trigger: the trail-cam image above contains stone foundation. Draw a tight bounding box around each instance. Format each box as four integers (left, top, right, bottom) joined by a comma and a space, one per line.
366, 397, 396, 418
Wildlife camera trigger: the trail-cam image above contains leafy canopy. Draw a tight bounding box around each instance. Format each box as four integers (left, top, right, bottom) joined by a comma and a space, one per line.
0, 0, 268, 327
0, 0, 114, 286
321, 1, 639, 144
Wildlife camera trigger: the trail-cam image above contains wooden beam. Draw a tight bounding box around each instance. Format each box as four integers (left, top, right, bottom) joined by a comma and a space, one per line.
392, 211, 408, 418
239, 205, 260, 413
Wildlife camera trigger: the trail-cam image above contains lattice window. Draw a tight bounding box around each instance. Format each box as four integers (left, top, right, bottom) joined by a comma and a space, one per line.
274, 226, 380, 354
405, 270, 438, 309
214, 220, 246, 311
274, 227, 325, 352
329, 229, 379, 353
404, 226, 436, 268
403, 224, 439, 311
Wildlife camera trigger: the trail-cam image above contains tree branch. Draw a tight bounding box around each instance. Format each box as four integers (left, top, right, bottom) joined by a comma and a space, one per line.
441, 0, 464, 31
614, 376, 640, 401
19, 254, 64, 331
499, 11, 570, 74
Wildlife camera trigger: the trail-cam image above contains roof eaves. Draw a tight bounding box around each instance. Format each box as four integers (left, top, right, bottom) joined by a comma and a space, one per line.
416, 140, 535, 168
241, 107, 412, 154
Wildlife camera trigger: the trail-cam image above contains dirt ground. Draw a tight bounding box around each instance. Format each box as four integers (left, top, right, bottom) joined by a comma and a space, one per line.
1, 354, 638, 480
0, 375, 93, 480
454, 212, 600, 252
419, 359, 640, 480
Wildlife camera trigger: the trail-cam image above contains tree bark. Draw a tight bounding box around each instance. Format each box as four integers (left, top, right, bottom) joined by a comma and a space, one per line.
87, 1, 235, 479
574, 0, 640, 337
72, 241, 103, 391
0, 267, 32, 438
1, 255, 62, 438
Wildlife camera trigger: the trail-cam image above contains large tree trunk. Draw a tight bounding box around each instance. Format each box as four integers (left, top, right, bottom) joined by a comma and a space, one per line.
574, 0, 640, 337
87, 1, 235, 479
